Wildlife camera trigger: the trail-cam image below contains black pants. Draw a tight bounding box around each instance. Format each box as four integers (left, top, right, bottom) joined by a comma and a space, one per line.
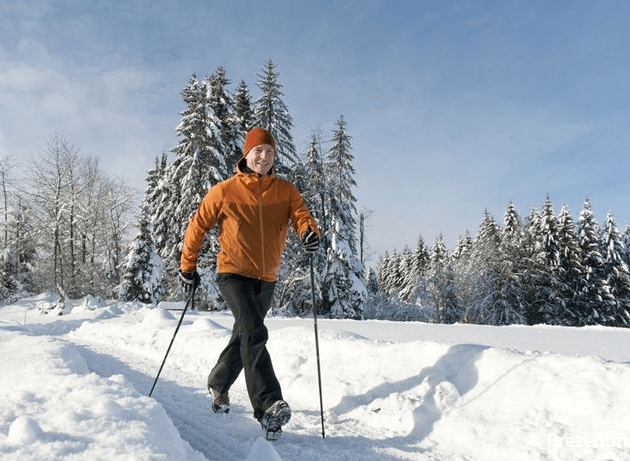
208, 274, 282, 420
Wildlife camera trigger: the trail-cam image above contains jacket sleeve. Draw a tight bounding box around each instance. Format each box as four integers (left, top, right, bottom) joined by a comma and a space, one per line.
180, 185, 223, 272
289, 185, 320, 238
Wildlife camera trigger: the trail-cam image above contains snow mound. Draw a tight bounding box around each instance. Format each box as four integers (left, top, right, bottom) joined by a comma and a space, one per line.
141, 307, 176, 327
0, 328, 206, 461
188, 316, 231, 333
6, 416, 44, 445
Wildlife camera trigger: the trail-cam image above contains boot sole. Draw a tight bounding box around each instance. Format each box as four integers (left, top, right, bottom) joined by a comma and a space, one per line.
263, 401, 291, 441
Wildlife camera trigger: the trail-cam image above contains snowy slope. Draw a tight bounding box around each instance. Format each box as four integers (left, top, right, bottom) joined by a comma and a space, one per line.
1, 293, 630, 460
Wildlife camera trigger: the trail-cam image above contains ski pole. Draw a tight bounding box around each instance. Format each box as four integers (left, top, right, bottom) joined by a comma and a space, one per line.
149, 283, 196, 397
309, 254, 326, 438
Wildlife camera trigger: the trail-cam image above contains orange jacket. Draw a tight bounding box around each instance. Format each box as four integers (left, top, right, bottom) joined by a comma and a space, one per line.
180, 162, 319, 282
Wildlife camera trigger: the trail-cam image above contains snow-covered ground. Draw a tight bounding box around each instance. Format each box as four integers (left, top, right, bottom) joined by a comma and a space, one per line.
1, 293, 629, 460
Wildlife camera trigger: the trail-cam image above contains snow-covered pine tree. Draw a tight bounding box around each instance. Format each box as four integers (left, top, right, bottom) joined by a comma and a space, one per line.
501, 202, 522, 245
397, 245, 416, 302
471, 210, 501, 267
275, 221, 313, 316
464, 211, 502, 324
302, 133, 328, 256
149, 153, 178, 296
276, 133, 327, 316
163, 74, 228, 307
537, 197, 561, 267
485, 202, 529, 326
399, 235, 431, 303
375, 252, 392, 294
600, 211, 630, 326
273, 154, 314, 315
427, 235, 460, 323
234, 79, 254, 135
364, 266, 379, 296
322, 116, 366, 319
207, 67, 243, 175
450, 232, 474, 312
119, 160, 164, 305
554, 204, 585, 325
384, 251, 403, 296
119, 200, 163, 305
532, 197, 563, 324
451, 231, 473, 263
252, 60, 298, 177
577, 199, 615, 325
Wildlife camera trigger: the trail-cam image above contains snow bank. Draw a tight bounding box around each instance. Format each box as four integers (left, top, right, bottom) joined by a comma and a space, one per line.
0, 324, 206, 461
2, 296, 630, 460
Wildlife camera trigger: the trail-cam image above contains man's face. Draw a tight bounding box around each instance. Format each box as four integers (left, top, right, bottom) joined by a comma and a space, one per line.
245, 144, 275, 175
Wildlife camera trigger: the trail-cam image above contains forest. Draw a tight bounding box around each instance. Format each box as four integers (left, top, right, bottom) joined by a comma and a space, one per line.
1, 60, 629, 328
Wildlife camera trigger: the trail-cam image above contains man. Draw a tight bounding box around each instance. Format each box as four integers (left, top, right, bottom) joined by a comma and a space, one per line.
179, 127, 320, 441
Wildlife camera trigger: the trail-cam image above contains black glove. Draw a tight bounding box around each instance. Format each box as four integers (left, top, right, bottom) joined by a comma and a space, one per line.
301, 228, 320, 254
179, 270, 201, 293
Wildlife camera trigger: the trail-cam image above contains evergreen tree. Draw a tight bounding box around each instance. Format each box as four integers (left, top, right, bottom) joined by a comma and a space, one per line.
208, 67, 243, 175
119, 200, 163, 304
533, 197, 563, 324
491, 202, 529, 325
451, 231, 473, 263
465, 206, 528, 326
234, 79, 254, 135
384, 250, 403, 296
364, 266, 379, 296
427, 235, 460, 323
577, 199, 615, 325
601, 211, 630, 326
150, 153, 178, 296
465, 211, 506, 324
302, 133, 328, 258
274, 226, 312, 316
451, 231, 474, 312
322, 116, 366, 318
554, 204, 585, 325
253, 60, 298, 177
376, 252, 391, 294
621, 225, 630, 270
398, 235, 432, 304
537, 197, 561, 267
119, 161, 164, 305
163, 74, 228, 307
277, 133, 327, 316
471, 210, 501, 267
396, 246, 413, 300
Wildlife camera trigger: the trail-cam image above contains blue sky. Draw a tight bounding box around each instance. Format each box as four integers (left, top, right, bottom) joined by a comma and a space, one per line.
1, 0, 629, 262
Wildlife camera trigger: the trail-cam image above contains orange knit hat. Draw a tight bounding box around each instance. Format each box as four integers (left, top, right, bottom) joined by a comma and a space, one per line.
243, 127, 275, 156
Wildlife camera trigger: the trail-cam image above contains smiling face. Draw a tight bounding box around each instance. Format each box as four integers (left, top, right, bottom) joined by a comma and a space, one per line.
245, 143, 275, 174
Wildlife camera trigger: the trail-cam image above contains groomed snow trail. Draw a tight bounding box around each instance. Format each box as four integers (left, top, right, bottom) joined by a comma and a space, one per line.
64, 307, 425, 460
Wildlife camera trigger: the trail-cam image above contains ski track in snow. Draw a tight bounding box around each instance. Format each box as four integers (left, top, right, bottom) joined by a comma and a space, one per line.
68, 336, 266, 460
63, 312, 413, 461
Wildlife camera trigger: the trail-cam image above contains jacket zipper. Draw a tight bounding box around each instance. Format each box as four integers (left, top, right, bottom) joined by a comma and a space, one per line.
257, 174, 265, 278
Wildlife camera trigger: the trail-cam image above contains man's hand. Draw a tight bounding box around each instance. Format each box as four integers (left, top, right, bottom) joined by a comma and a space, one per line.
179, 270, 201, 294
301, 228, 320, 254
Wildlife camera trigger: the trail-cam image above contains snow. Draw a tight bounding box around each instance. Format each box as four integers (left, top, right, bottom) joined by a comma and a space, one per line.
2, 293, 630, 460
